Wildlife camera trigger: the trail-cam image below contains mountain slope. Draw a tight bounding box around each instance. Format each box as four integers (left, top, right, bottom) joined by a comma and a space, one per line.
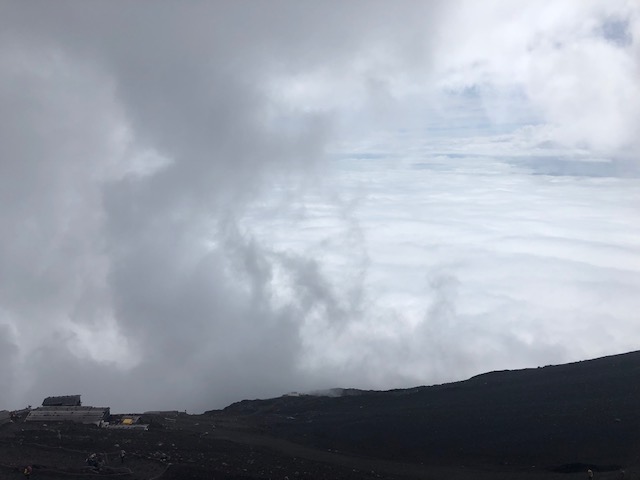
219, 351, 640, 469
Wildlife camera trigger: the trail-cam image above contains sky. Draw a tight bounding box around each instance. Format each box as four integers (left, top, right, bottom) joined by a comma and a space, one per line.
1, 0, 639, 413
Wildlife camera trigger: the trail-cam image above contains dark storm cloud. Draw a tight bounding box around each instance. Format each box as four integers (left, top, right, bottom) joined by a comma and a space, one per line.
0, 1, 441, 411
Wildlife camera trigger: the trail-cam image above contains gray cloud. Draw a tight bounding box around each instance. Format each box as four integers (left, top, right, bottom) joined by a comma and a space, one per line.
1, 1, 639, 412
0, 1, 444, 411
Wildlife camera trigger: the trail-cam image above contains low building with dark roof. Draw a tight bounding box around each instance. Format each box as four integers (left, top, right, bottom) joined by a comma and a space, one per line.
26, 406, 110, 425
42, 395, 82, 407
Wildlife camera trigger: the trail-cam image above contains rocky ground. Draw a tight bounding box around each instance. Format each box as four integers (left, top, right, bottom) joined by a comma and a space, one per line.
1, 351, 639, 479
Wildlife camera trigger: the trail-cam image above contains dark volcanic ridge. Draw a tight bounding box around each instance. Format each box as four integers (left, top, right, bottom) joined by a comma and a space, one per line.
2, 350, 639, 479
216, 350, 640, 470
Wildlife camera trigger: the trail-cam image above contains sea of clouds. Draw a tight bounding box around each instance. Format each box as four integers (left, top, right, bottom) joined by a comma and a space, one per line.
1, 1, 638, 412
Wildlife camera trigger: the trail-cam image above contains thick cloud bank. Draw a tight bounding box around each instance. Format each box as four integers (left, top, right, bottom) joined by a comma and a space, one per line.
0, 1, 639, 411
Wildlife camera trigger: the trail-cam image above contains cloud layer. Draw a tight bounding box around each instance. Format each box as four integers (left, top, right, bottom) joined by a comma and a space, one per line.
246, 154, 640, 388
0, 1, 639, 411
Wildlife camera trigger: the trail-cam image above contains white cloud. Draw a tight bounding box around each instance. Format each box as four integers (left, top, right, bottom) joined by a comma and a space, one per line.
242, 147, 640, 388
1, 1, 639, 411
434, 1, 640, 157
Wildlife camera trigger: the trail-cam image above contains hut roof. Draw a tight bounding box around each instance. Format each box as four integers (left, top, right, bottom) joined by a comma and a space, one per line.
42, 395, 82, 407
26, 406, 109, 425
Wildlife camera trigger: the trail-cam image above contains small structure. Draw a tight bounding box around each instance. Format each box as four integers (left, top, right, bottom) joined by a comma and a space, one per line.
121, 415, 140, 425
0, 410, 11, 427
106, 414, 149, 430
42, 395, 82, 407
25, 394, 110, 425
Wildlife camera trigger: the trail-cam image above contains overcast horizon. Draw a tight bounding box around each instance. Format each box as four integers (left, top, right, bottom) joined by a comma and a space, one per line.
1, 1, 639, 413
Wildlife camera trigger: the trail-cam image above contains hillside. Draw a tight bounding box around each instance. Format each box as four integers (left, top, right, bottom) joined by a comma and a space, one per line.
1, 350, 639, 479
219, 350, 640, 470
